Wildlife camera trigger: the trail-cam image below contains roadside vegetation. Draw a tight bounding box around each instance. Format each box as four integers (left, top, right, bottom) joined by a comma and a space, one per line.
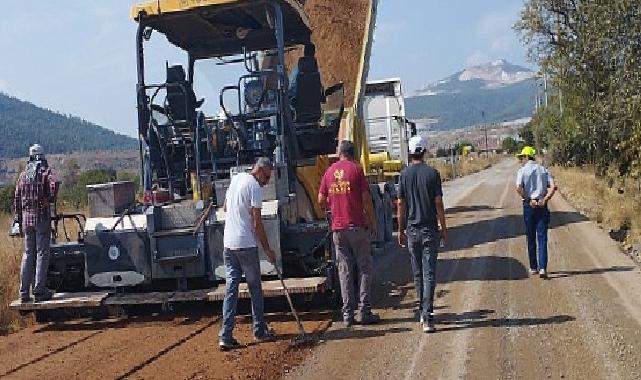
0, 214, 30, 335
431, 155, 501, 182
516, 1, 641, 251
551, 166, 641, 252
517, 1, 641, 176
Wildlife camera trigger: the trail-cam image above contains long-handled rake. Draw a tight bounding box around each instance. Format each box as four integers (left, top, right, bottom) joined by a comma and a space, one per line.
274, 265, 317, 347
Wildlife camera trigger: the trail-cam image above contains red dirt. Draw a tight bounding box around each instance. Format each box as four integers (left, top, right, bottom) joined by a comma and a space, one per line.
0, 311, 332, 380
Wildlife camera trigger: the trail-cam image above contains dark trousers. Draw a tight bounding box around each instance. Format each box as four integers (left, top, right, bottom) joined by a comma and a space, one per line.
332, 228, 373, 320
523, 203, 550, 270
407, 226, 439, 320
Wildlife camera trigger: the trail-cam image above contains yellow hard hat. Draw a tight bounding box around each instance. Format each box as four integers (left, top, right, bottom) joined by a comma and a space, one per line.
517, 146, 536, 158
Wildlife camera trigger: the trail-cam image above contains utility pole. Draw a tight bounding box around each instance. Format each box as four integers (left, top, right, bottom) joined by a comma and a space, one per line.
450, 144, 456, 178
484, 123, 489, 158
543, 72, 549, 107
482, 110, 489, 158
559, 86, 563, 116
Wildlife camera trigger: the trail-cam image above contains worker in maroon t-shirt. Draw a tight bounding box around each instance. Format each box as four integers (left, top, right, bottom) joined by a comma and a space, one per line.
318, 140, 380, 327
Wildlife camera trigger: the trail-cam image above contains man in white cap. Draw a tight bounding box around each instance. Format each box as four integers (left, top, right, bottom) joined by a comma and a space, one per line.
12, 144, 58, 303
397, 136, 447, 333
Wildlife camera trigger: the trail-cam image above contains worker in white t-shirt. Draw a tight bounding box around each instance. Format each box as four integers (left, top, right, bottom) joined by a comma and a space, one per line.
218, 157, 277, 351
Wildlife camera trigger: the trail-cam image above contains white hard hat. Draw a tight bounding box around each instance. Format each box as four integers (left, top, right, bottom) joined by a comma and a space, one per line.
29, 144, 44, 156
408, 136, 427, 154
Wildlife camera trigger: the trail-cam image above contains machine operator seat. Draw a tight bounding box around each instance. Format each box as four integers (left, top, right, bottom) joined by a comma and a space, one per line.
291, 44, 323, 125
165, 65, 203, 123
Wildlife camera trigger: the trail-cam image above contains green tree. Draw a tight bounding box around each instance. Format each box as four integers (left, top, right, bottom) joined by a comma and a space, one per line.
0, 184, 15, 214
516, 0, 641, 176
59, 168, 117, 208
501, 137, 520, 154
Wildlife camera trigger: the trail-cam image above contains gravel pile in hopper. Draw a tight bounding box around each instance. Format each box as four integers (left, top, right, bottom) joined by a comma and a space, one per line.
287, 0, 372, 108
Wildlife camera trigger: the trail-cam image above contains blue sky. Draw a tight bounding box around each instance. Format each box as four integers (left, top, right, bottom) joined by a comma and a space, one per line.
0, 1, 529, 137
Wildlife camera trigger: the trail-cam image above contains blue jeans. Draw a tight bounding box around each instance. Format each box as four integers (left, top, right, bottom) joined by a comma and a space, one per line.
219, 247, 268, 341
407, 226, 439, 321
20, 220, 51, 298
523, 203, 550, 270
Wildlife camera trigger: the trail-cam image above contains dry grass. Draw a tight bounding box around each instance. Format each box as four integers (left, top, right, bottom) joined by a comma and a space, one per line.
0, 213, 32, 335
430, 155, 502, 182
551, 166, 641, 245
0, 209, 84, 335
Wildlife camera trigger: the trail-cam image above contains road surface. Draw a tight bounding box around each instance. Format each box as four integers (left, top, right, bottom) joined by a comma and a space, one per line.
2, 159, 641, 379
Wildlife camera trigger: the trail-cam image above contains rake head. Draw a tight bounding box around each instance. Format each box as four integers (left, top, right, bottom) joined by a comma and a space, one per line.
289, 332, 318, 348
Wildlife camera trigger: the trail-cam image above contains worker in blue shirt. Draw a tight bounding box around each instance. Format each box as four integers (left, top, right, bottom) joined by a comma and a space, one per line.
515, 146, 557, 279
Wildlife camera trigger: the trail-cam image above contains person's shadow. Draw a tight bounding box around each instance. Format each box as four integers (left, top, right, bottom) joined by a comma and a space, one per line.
434, 309, 575, 332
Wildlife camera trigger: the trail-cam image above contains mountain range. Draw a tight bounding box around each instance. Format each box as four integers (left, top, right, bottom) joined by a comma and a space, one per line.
0, 60, 535, 160
405, 60, 537, 130
0, 93, 137, 159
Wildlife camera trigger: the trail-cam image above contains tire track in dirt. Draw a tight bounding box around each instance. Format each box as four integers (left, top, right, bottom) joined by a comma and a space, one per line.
1, 315, 223, 379
0, 330, 104, 378
128, 315, 332, 380
0, 300, 334, 379
115, 318, 219, 380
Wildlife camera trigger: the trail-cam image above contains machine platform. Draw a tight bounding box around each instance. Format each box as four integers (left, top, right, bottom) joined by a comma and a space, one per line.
9, 277, 327, 311
9, 292, 110, 311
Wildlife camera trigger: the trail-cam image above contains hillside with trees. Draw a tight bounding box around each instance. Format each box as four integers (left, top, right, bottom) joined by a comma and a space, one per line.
0, 93, 136, 159
406, 60, 536, 130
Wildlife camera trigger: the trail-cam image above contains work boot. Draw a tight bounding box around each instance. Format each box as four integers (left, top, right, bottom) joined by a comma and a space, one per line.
254, 328, 277, 342
539, 269, 548, 279
218, 337, 242, 351
358, 311, 381, 325
34, 289, 54, 303
423, 317, 436, 333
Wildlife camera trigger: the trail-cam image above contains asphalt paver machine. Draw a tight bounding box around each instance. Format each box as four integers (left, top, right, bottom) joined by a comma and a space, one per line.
12, 0, 348, 314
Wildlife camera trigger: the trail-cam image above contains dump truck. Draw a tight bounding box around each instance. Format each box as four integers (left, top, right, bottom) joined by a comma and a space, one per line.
363, 78, 415, 178
362, 78, 417, 238
11, 0, 386, 317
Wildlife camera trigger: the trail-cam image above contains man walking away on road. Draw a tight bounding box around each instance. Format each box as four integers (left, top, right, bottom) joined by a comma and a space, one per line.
219, 157, 278, 351
318, 140, 380, 327
397, 136, 447, 333
515, 146, 557, 279
13, 144, 58, 303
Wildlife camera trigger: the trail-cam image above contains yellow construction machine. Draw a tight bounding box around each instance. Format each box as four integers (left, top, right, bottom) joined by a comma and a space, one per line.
11, 0, 388, 318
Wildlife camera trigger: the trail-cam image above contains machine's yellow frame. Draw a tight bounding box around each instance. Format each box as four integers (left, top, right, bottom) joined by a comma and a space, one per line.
131, 0, 307, 21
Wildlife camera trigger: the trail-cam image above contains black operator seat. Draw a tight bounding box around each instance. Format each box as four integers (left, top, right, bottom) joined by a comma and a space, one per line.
165, 64, 203, 123
292, 44, 323, 125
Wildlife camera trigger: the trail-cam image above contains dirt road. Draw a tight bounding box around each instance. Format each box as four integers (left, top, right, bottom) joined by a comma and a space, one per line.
2, 159, 641, 379
286, 159, 641, 380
